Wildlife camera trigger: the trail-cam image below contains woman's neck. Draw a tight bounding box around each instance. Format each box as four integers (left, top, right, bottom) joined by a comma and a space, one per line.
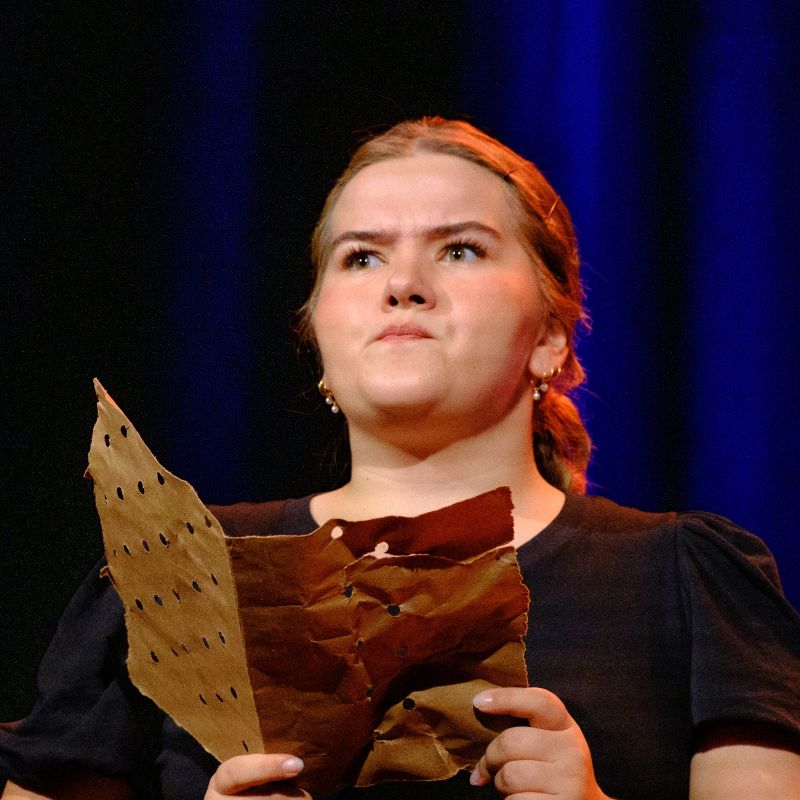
309, 402, 565, 546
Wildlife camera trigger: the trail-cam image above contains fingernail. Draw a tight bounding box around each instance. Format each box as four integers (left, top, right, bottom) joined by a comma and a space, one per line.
473, 691, 494, 710
469, 767, 487, 786
281, 756, 304, 775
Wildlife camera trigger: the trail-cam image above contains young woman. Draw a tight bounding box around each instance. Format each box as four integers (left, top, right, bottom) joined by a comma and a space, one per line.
3, 119, 799, 800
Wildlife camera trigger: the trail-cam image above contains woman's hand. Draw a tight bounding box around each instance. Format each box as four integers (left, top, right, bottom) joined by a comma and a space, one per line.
205, 754, 310, 799
470, 687, 613, 800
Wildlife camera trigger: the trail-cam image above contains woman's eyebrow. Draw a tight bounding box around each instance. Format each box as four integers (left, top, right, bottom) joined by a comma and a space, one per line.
329, 229, 394, 249
424, 221, 502, 241
329, 221, 502, 251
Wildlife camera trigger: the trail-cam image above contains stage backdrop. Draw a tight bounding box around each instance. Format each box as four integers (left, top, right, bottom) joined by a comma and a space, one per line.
2, 1, 798, 720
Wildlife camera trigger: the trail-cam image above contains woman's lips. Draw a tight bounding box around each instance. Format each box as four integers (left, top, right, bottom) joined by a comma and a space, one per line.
376, 324, 433, 341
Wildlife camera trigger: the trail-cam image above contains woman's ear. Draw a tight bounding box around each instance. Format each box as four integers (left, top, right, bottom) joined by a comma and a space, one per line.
528, 324, 568, 377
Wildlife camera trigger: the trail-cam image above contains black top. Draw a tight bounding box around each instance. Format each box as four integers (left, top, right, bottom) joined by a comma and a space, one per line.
1, 493, 799, 800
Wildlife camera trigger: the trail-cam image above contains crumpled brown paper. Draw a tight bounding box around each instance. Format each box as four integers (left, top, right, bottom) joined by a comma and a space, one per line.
87, 380, 530, 795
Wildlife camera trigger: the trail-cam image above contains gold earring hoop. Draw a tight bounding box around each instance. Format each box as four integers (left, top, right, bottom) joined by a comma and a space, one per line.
532, 366, 561, 402
317, 379, 340, 414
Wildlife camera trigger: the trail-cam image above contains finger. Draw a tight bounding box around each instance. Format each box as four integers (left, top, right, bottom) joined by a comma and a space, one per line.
493, 758, 559, 796
483, 725, 562, 773
473, 687, 572, 731
210, 754, 304, 794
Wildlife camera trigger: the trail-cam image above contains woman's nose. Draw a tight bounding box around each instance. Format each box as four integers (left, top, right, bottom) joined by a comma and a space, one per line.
383, 256, 436, 309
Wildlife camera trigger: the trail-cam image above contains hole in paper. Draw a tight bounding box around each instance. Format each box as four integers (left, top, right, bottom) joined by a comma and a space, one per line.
120, 425, 128, 437
116, 487, 124, 500
157, 472, 165, 485
104, 433, 110, 447
137, 481, 145, 494
402, 698, 416, 710
387, 604, 401, 616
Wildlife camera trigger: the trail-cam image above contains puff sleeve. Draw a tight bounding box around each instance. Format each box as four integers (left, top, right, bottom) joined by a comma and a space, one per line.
675, 512, 800, 736
0, 561, 162, 795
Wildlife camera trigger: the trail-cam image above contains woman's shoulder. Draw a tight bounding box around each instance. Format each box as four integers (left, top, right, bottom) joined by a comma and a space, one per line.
207, 494, 317, 537
560, 493, 790, 599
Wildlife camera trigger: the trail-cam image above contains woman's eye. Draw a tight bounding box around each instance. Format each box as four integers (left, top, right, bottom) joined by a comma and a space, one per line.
442, 243, 484, 263
344, 250, 381, 270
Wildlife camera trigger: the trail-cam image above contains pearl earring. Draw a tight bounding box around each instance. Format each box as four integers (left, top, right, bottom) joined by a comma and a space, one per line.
532, 367, 561, 402
317, 379, 340, 414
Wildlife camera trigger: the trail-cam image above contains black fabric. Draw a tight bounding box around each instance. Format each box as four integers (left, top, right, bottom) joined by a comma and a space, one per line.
1, 494, 798, 799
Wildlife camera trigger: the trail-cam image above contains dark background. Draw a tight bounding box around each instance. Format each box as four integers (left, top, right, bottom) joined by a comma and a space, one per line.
2, 2, 798, 721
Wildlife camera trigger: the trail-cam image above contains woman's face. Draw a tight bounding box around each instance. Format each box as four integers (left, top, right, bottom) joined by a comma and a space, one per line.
313, 153, 552, 435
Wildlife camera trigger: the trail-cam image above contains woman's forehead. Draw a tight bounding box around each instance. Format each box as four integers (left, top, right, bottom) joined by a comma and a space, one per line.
329, 153, 518, 234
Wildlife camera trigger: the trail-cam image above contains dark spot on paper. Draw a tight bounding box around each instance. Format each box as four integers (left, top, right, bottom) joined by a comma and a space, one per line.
153, 594, 163, 606
104, 433, 110, 447
112, 549, 117, 558
343, 584, 354, 598
172, 589, 180, 601
157, 472, 165, 485
211, 573, 219, 586
116, 486, 124, 500
137, 481, 145, 494
230, 686, 238, 699
218, 631, 226, 644
135, 598, 143, 611
120, 425, 128, 437
402, 698, 416, 711
366, 685, 373, 697
356, 638, 364, 650
150, 651, 158, 663
192, 580, 201, 592
199, 694, 207, 705
387, 604, 401, 616
159, 532, 170, 546
186, 522, 194, 534
141, 539, 150, 552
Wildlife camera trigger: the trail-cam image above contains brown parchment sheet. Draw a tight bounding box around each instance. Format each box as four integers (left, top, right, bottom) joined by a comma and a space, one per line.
87, 380, 530, 796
